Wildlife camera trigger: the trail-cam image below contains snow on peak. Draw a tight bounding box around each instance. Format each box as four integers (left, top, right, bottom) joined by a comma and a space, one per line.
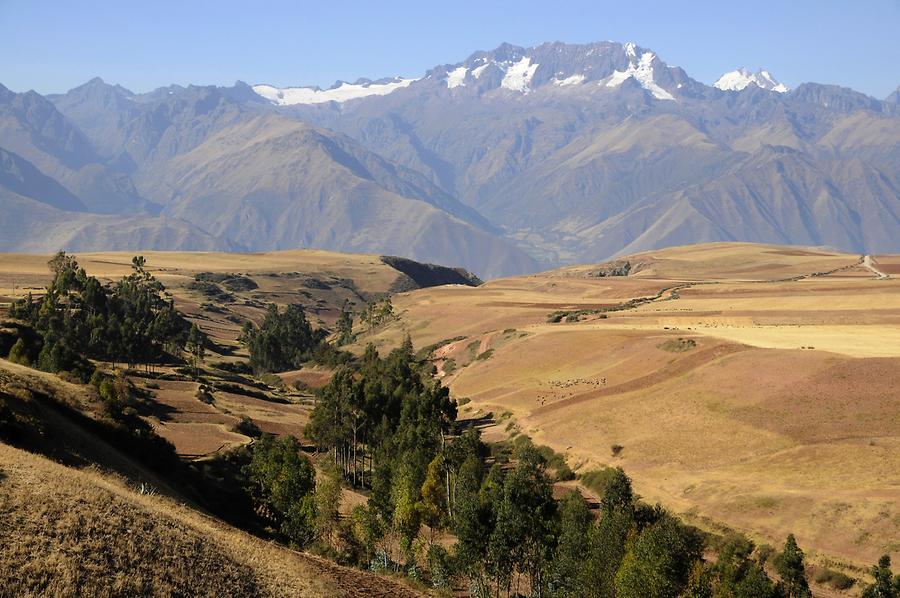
553, 73, 586, 87
252, 78, 416, 105
605, 51, 675, 101
623, 42, 637, 58
714, 68, 789, 93
446, 66, 468, 88
501, 56, 539, 93
471, 60, 491, 79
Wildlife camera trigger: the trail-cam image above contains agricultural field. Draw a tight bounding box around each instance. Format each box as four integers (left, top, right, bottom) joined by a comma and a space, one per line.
2, 241, 897, 592
359, 242, 900, 572
0, 249, 419, 350
0, 249, 456, 462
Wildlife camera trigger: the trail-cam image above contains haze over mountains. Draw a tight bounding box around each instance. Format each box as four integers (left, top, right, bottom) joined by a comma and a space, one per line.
2, 40, 899, 277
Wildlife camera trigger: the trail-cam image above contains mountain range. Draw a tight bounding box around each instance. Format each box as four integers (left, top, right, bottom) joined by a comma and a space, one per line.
2, 40, 899, 277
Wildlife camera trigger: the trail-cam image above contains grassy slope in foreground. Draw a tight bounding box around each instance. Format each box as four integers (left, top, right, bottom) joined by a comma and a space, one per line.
358, 242, 900, 571
0, 443, 422, 598
0, 360, 420, 598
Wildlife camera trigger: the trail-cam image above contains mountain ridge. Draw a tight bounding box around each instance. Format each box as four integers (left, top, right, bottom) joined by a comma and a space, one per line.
2, 38, 897, 277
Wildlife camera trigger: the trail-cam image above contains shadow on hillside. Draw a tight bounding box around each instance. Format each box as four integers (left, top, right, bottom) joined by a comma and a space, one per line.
456, 412, 495, 431
142, 398, 179, 423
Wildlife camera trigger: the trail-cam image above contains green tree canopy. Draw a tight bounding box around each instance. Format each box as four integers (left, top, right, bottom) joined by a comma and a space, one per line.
775, 534, 812, 598
245, 434, 317, 547
243, 303, 326, 374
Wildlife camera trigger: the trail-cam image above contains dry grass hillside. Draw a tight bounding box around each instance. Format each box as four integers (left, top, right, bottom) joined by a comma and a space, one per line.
0, 443, 423, 598
0, 360, 422, 598
0, 248, 456, 347
1, 242, 896, 593
357, 242, 900, 573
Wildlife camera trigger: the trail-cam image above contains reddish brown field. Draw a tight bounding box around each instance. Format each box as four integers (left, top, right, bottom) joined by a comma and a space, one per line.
278, 367, 335, 390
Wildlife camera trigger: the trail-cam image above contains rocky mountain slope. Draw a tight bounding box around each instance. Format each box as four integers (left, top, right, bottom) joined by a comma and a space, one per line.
273, 41, 900, 265
3, 40, 898, 275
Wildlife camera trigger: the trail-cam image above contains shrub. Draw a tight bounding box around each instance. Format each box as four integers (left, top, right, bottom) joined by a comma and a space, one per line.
658, 338, 697, 353
90, 369, 105, 389
7, 338, 31, 366
96, 373, 140, 418
756, 543, 775, 564
187, 280, 234, 301
232, 415, 262, 438
555, 462, 576, 481
813, 568, 855, 590
611, 444, 624, 457
221, 276, 258, 292
427, 544, 455, 589
475, 348, 494, 361
245, 434, 316, 547
259, 372, 284, 389
196, 384, 214, 404
214, 361, 252, 375
506, 435, 575, 481
580, 467, 622, 497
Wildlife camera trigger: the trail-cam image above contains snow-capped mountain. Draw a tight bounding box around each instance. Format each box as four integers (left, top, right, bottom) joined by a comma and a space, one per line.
7, 39, 898, 279
432, 41, 691, 100
253, 41, 700, 105
714, 68, 789, 93
252, 77, 416, 105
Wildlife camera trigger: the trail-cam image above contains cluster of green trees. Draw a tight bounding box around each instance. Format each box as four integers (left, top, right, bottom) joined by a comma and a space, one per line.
305, 340, 457, 555
296, 339, 900, 597
241, 303, 328, 373
244, 434, 317, 546
359, 298, 394, 330
444, 440, 817, 598
7, 253, 192, 377
863, 555, 900, 598
335, 301, 354, 346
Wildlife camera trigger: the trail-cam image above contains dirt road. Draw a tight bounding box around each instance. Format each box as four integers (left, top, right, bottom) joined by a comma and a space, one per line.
863, 254, 890, 279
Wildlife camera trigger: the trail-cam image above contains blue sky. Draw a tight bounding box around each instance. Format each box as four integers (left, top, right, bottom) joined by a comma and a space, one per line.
1, 0, 898, 97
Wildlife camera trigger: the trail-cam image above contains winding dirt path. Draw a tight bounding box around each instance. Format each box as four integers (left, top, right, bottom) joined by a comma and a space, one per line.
863, 255, 890, 279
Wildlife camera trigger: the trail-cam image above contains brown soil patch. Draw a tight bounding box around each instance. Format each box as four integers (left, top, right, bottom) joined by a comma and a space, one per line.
213, 392, 310, 439
279, 367, 335, 390
153, 422, 250, 458
875, 263, 900, 275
